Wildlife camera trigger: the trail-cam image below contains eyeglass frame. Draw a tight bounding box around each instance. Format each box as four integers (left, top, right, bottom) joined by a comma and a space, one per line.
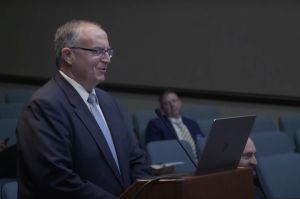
69, 46, 114, 58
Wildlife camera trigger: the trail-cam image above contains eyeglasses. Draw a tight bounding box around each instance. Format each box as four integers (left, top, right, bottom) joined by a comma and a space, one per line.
70, 46, 114, 58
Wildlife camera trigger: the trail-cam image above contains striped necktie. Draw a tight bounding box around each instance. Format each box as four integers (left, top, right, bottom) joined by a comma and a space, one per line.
174, 120, 197, 158
87, 93, 120, 172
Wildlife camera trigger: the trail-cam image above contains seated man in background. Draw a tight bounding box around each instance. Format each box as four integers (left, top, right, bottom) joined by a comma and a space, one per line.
239, 138, 266, 199
145, 90, 205, 158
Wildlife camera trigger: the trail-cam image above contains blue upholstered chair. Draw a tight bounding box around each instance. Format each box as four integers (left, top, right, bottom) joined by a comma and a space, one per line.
5, 88, 34, 104
0, 118, 18, 147
279, 114, 300, 151
250, 131, 295, 158
1, 180, 17, 199
196, 119, 214, 136
251, 116, 277, 133
0, 103, 24, 119
132, 110, 156, 147
256, 153, 300, 199
147, 140, 196, 174
115, 100, 134, 136
181, 105, 220, 121
0, 178, 15, 190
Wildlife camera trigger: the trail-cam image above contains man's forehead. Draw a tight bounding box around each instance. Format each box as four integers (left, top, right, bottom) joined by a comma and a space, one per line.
164, 93, 178, 100
76, 25, 108, 46
245, 143, 256, 152
79, 25, 105, 35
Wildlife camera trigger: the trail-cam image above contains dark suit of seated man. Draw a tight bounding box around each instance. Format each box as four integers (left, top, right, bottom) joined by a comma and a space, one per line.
145, 90, 205, 158
16, 20, 150, 199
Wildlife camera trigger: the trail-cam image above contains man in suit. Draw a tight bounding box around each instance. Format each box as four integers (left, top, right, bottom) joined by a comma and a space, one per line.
145, 90, 205, 157
16, 20, 150, 199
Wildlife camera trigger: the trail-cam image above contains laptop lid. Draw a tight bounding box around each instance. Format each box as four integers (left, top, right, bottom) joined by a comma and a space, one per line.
195, 115, 256, 175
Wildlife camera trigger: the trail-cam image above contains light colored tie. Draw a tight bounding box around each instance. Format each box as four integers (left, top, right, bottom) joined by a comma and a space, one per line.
87, 93, 120, 172
174, 120, 197, 158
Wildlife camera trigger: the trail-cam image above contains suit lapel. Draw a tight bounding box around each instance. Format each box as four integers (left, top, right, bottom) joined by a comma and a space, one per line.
165, 118, 178, 139
54, 74, 124, 187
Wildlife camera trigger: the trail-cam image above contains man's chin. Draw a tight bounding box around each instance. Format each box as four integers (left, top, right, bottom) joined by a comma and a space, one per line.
96, 76, 105, 83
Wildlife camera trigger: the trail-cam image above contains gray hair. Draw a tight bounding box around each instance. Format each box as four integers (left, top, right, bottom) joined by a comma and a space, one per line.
54, 20, 102, 67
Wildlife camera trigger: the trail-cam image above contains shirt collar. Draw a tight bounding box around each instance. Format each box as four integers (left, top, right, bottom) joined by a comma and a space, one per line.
169, 117, 182, 123
59, 70, 96, 103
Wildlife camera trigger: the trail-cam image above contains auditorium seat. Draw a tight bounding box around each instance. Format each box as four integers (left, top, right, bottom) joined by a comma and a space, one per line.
1, 180, 17, 199
115, 99, 134, 136
0, 178, 15, 190
250, 131, 295, 158
4, 88, 34, 104
279, 114, 300, 151
181, 105, 220, 121
146, 140, 196, 174
0, 103, 24, 119
132, 110, 156, 147
256, 153, 300, 199
250, 116, 277, 133
0, 118, 18, 147
196, 119, 214, 136
196, 136, 207, 157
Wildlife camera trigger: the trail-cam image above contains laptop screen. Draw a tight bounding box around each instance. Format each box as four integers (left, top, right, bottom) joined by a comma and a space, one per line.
195, 115, 256, 175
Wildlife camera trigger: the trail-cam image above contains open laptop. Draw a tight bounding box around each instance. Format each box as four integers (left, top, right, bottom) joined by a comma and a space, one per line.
195, 115, 256, 175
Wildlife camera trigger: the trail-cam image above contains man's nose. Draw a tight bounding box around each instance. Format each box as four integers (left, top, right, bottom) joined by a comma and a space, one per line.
250, 156, 257, 166
100, 54, 111, 64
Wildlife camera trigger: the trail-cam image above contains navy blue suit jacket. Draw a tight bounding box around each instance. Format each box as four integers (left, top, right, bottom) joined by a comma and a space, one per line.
16, 73, 150, 199
145, 116, 205, 145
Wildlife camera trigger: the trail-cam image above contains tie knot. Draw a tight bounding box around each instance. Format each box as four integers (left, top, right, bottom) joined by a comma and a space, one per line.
174, 120, 183, 125
87, 93, 97, 104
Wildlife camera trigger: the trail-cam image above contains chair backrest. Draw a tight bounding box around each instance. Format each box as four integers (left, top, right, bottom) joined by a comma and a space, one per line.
196, 119, 214, 136
256, 153, 300, 199
251, 116, 277, 133
5, 88, 34, 104
132, 110, 156, 147
0, 103, 24, 119
115, 99, 134, 135
0, 178, 15, 189
0, 118, 18, 147
279, 114, 300, 145
250, 131, 295, 158
1, 181, 17, 199
147, 140, 196, 174
195, 136, 207, 157
181, 105, 220, 121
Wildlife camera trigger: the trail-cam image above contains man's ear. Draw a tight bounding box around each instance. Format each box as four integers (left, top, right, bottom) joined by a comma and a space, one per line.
61, 47, 72, 65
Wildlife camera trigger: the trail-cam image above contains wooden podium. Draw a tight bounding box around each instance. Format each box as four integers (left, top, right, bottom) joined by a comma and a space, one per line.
120, 168, 254, 199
